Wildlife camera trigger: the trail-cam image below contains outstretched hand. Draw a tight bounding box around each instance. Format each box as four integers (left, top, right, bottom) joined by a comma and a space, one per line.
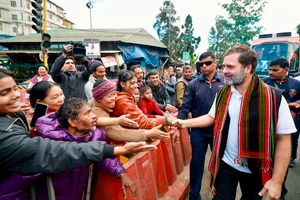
114, 142, 156, 156
118, 114, 139, 128
145, 124, 170, 140
171, 119, 187, 129
172, 129, 180, 146
120, 173, 137, 199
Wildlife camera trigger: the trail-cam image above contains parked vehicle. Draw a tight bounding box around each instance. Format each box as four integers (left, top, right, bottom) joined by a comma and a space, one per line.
251, 32, 300, 77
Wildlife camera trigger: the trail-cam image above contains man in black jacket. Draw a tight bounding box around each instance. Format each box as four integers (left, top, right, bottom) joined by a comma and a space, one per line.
50, 44, 102, 100
146, 70, 177, 113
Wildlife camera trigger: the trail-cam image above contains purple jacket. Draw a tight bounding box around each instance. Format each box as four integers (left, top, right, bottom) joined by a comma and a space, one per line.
34, 113, 125, 200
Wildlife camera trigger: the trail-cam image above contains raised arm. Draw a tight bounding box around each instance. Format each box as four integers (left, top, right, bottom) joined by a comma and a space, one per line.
0, 125, 115, 175
50, 45, 72, 82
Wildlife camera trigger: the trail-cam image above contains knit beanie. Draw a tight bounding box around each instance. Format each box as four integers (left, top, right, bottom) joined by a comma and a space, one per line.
88, 60, 104, 73
92, 80, 116, 100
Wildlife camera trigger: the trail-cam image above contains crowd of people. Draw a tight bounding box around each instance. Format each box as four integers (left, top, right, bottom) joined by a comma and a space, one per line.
0, 43, 299, 200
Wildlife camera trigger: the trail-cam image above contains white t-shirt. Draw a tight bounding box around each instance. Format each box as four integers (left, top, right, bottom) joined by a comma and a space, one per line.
208, 86, 296, 173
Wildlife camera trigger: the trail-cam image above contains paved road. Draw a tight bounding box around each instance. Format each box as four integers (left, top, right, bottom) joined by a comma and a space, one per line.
187, 137, 300, 200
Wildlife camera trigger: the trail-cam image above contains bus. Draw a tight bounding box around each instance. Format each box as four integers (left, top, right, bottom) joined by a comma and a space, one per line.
251, 32, 300, 77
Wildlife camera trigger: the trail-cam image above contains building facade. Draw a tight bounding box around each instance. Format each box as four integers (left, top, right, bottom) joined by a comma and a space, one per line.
0, 0, 74, 40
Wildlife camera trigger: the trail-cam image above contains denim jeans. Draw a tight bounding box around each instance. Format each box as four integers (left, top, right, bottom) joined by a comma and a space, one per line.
189, 130, 213, 200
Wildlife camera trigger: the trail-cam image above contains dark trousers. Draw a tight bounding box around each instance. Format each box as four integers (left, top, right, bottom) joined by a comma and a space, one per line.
213, 161, 263, 200
189, 131, 213, 200
292, 120, 300, 160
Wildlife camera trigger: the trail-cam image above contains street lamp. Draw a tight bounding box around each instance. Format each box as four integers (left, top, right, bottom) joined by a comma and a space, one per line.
86, 0, 94, 44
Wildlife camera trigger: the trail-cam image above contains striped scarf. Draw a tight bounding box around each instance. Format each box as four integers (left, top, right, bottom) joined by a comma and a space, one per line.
208, 75, 279, 197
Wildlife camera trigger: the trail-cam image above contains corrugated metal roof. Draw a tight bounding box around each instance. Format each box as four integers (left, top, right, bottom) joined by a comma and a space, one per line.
0, 50, 61, 54
0, 28, 166, 49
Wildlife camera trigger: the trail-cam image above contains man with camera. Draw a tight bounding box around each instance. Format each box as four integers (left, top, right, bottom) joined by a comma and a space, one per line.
50, 44, 102, 100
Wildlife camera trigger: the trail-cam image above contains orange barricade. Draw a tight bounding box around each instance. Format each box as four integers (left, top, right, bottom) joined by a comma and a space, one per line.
160, 138, 177, 185
170, 129, 184, 174
93, 155, 140, 200
149, 140, 168, 198
179, 128, 192, 166
135, 152, 157, 200
93, 128, 191, 200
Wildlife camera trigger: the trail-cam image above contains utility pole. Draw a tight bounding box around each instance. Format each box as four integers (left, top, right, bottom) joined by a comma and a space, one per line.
86, 0, 94, 48
43, 0, 48, 66
168, 0, 171, 50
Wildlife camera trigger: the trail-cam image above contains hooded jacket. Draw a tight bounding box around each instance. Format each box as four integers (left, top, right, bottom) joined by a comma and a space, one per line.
33, 113, 124, 200
0, 111, 115, 200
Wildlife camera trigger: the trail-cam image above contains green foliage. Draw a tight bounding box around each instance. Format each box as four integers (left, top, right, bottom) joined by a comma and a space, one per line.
297, 23, 300, 37
208, 0, 267, 63
153, 1, 201, 62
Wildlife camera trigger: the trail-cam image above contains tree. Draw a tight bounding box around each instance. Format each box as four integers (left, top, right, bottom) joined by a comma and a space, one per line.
180, 14, 201, 63
208, 16, 231, 64
208, 0, 267, 62
297, 23, 300, 37
153, 1, 180, 52
153, 1, 201, 62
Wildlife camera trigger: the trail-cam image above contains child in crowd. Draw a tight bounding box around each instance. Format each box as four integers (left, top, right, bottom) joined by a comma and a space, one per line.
138, 85, 164, 118
133, 88, 140, 106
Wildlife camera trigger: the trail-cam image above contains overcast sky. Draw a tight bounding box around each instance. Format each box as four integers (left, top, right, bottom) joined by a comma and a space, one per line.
51, 0, 300, 53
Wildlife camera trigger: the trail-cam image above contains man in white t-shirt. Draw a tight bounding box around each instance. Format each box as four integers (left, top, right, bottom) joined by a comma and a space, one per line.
173, 44, 296, 200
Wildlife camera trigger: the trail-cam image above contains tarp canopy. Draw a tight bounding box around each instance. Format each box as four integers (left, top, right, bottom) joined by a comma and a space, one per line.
117, 43, 168, 68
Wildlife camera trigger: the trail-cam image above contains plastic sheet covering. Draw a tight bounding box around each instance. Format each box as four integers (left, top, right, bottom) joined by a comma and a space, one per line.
117, 43, 167, 68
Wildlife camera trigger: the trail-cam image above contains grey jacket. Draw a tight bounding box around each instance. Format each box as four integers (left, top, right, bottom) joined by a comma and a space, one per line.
50, 55, 90, 100
0, 111, 115, 175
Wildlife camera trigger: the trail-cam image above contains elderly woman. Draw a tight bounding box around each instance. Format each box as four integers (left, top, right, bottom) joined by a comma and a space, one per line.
0, 68, 155, 200
27, 65, 54, 90
111, 70, 176, 129
90, 79, 169, 142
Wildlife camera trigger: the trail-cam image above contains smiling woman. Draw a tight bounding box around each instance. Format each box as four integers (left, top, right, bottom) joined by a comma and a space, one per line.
0, 68, 157, 200
0, 68, 21, 115
29, 81, 65, 113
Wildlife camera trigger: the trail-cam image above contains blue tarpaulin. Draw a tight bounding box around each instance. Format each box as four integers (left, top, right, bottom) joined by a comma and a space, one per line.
117, 43, 168, 68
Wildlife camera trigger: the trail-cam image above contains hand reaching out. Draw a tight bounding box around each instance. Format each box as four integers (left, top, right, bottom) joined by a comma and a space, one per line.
118, 114, 139, 128
120, 172, 137, 199
144, 124, 170, 140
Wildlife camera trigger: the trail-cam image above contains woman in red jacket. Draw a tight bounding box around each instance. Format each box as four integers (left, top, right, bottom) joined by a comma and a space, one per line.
112, 70, 176, 129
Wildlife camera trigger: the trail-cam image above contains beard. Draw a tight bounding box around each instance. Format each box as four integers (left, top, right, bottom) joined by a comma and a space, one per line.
225, 68, 245, 85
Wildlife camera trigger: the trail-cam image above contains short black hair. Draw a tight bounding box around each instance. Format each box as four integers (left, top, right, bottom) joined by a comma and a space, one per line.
146, 70, 158, 79
29, 81, 59, 108
116, 70, 136, 92
270, 58, 289, 68
37, 65, 48, 71
139, 85, 151, 95
57, 97, 89, 129
0, 68, 14, 79
130, 65, 142, 72
199, 52, 216, 61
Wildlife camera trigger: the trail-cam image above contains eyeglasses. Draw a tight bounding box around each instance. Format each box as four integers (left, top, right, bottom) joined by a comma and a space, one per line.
199, 61, 214, 67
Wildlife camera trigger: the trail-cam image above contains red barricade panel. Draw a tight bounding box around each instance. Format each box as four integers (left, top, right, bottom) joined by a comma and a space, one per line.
160, 138, 177, 185
179, 128, 192, 166
149, 140, 168, 197
93, 158, 138, 200
170, 129, 184, 174
135, 152, 157, 200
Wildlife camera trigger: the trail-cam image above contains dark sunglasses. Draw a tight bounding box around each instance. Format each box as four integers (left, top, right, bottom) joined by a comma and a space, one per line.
199, 61, 214, 67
